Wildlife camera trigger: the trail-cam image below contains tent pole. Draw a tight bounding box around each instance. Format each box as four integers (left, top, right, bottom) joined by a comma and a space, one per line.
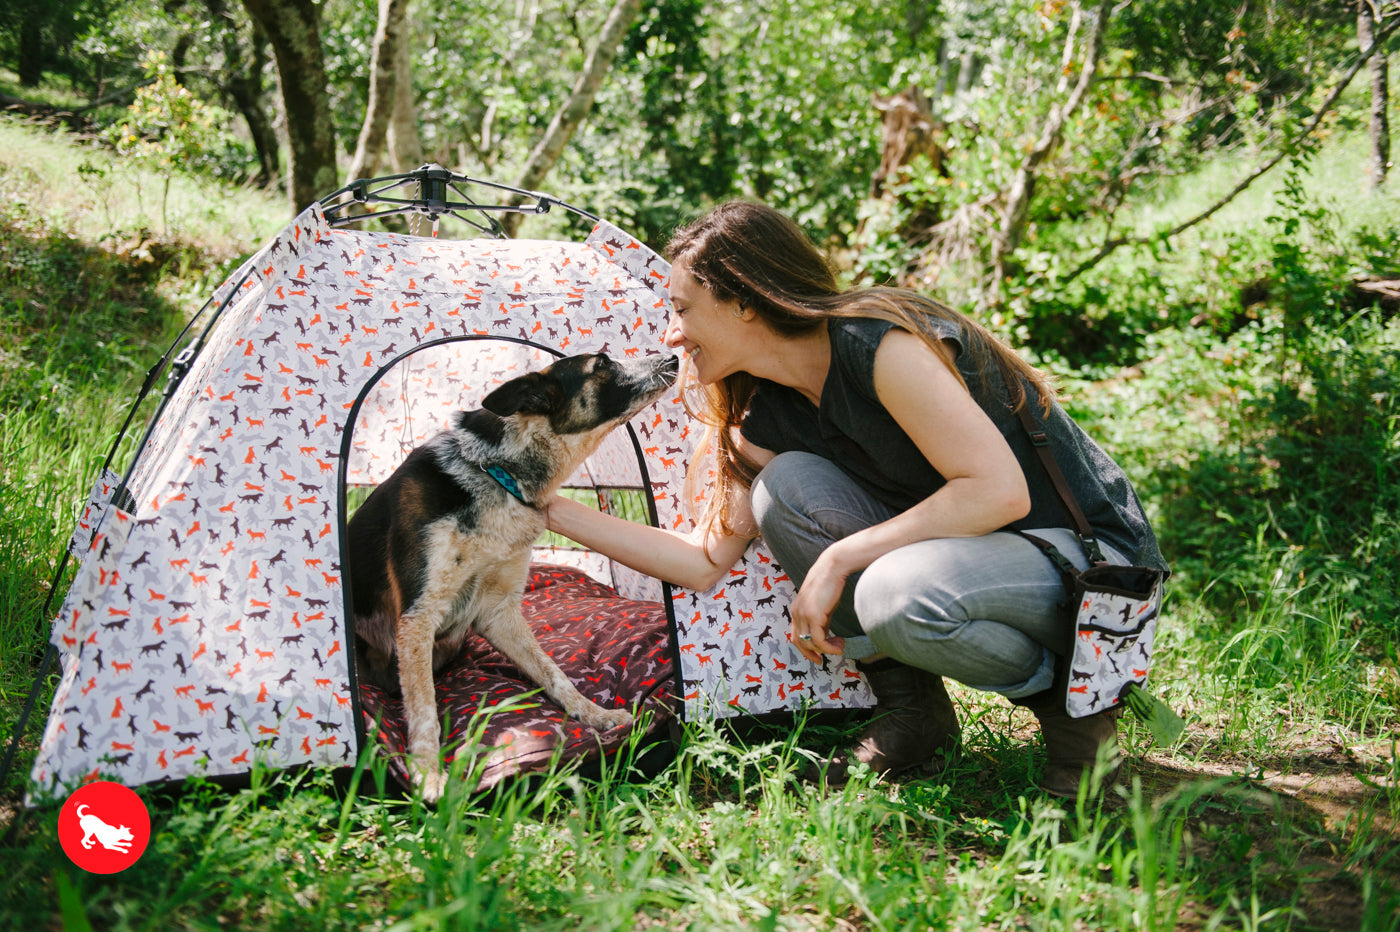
0, 644, 59, 793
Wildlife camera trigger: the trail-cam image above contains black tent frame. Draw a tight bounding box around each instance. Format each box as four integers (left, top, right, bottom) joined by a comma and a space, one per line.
319, 164, 598, 235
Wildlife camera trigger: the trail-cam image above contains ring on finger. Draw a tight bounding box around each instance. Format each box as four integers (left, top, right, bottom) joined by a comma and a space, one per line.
799, 633, 813, 641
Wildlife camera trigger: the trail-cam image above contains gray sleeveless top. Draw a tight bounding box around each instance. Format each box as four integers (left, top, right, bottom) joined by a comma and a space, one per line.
739, 316, 1168, 572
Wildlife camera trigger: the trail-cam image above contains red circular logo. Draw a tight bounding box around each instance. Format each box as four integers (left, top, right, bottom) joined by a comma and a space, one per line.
57, 781, 151, 874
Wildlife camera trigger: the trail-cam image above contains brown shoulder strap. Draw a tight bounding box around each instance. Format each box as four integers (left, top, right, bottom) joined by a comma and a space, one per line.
1015, 404, 1105, 564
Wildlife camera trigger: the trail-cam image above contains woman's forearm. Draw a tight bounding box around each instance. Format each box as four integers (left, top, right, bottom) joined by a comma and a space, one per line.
543, 495, 749, 591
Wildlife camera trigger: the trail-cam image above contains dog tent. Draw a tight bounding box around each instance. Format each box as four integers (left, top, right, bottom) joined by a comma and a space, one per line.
11, 168, 872, 801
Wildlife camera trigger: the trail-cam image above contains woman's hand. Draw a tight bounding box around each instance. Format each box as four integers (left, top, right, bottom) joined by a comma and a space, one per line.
788, 552, 847, 663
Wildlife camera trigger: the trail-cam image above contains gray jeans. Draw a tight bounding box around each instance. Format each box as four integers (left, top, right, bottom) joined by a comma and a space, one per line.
750, 451, 1126, 700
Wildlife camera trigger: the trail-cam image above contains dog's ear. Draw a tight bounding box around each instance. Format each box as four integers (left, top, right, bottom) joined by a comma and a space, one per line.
481, 372, 562, 417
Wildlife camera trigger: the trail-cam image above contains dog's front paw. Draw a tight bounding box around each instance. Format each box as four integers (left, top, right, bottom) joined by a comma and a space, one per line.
409, 761, 448, 804
583, 706, 633, 732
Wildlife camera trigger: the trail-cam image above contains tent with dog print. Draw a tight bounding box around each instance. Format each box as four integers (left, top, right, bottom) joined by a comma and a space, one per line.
9, 169, 872, 801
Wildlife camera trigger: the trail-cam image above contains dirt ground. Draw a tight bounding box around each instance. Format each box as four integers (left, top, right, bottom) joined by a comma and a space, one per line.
1129, 726, 1399, 930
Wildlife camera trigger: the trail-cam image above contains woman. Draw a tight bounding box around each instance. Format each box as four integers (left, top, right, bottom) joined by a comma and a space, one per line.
544, 201, 1168, 796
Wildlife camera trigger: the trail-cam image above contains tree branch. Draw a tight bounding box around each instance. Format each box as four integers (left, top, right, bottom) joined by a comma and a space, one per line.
500, 0, 643, 236
346, 0, 412, 184
1060, 10, 1400, 286
989, 0, 1112, 296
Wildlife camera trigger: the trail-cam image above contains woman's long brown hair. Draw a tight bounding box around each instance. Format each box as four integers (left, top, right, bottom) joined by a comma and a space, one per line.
665, 201, 1055, 543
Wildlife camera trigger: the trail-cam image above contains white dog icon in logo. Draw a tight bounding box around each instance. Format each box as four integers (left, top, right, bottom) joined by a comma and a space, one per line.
60, 781, 150, 873
76, 803, 136, 853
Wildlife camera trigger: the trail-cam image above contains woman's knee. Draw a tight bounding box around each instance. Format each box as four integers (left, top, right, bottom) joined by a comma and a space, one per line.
853, 543, 1052, 690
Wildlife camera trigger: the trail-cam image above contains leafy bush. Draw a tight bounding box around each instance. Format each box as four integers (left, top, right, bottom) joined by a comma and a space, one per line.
1066, 279, 1399, 653
105, 52, 252, 231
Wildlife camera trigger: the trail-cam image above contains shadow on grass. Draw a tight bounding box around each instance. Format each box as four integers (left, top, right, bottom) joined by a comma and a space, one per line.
1130, 753, 1400, 931
0, 207, 199, 402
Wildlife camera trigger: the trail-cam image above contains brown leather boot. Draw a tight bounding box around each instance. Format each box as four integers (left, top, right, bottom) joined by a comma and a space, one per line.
811, 659, 961, 786
1016, 690, 1122, 797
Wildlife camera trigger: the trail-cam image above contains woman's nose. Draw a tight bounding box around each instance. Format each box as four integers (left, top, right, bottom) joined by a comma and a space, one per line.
662, 313, 683, 347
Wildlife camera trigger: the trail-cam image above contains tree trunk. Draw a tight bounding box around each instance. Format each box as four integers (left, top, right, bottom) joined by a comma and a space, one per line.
240, 21, 283, 188
1360, 0, 1390, 190
474, 0, 540, 171
240, 0, 339, 213
203, 0, 280, 188
989, 0, 1111, 303
930, 38, 950, 101
346, 0, 412, 184
955, 50, 978, 96
170, 32, 195, 86
387, 24, 424, 172
18, 14, 43, 87
870, 86, 947, 200
500, 0, 644, 236
904, 0, 935, 47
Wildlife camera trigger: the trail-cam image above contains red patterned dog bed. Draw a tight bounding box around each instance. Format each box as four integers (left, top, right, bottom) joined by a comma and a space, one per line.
358, 564, 676, 792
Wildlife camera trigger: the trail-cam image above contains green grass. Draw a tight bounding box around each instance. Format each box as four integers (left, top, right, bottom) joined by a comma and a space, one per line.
2, 711, 1396, 929
1, 116, 1398, 930
0, 66, 122, 117
0, 116, 286, 250
1129, 123, 1400, 240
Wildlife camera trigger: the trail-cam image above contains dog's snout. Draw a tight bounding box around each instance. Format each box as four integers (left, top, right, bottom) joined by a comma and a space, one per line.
647, 354, 679, 390
630, 352, 679, 390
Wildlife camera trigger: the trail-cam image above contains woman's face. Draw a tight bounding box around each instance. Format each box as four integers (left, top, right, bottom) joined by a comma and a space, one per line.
663, 261, 751, 385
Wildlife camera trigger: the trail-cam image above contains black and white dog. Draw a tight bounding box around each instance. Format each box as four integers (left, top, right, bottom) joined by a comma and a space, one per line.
347, 352, 678, 800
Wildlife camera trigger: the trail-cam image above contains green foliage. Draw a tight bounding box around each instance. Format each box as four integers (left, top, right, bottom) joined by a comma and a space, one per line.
5, 0, 1369, 266
1062, 177, 1400, 650
0, 0, 120, 89
345, 0, 614, 171
110, 56, 230, 167
1113, 0, 1353, 124
851, 0, 1366, 322
563, 0, 958, 244
609, 0, 741, 242
105, 51, 249, 230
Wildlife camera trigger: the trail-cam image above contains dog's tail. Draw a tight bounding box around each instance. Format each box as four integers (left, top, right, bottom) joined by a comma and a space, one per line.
76, 804, 89, 818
